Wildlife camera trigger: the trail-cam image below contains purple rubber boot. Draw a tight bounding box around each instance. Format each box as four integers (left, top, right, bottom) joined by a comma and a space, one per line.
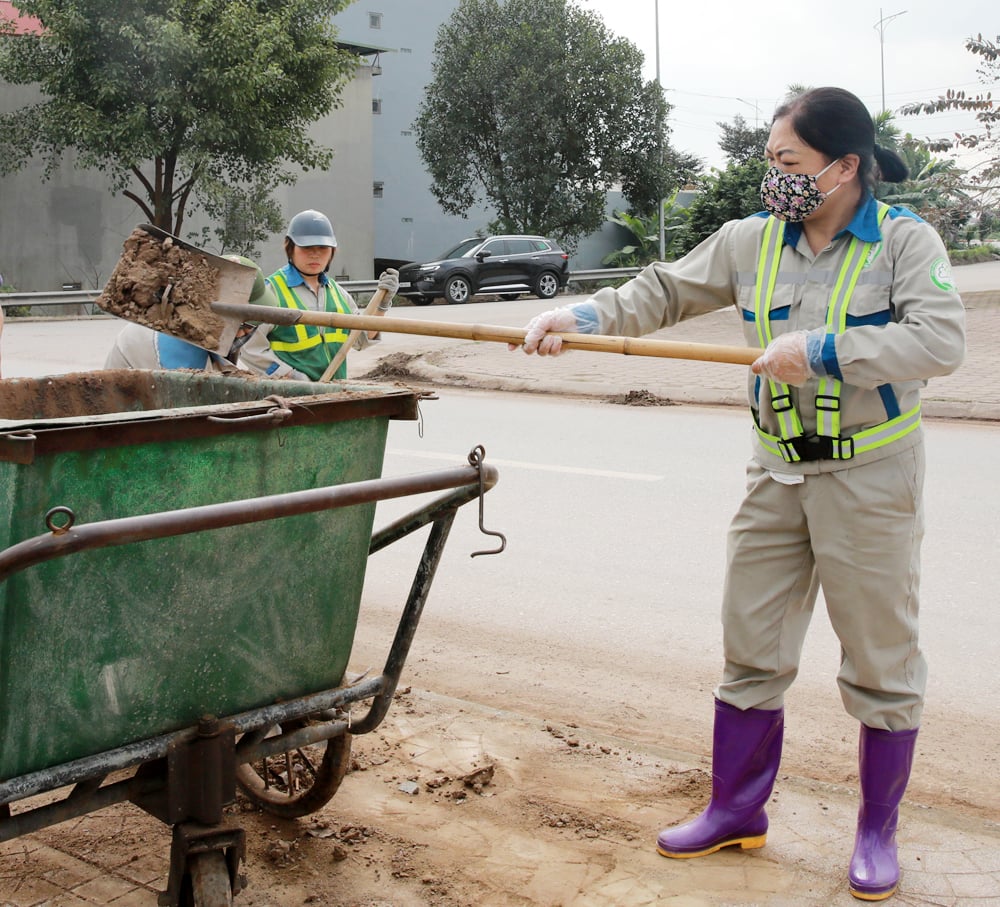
656, 699, 784, 859
848, 725, 918, 901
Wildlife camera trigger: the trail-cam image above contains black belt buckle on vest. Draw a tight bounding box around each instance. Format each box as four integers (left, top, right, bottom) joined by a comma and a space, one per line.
787, 435, 835, 461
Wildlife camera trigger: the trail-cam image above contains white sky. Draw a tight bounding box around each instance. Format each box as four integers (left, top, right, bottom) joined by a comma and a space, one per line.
578, 0, 994, 176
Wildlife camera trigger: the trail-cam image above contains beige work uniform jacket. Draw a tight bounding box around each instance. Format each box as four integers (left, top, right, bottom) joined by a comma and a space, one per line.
582, 200, 966, 474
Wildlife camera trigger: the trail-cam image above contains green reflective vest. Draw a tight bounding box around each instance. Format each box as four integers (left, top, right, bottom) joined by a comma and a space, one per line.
267, 271, 353, 381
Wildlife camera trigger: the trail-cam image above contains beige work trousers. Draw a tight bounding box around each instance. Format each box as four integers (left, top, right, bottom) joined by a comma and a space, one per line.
716, 442, 926, 731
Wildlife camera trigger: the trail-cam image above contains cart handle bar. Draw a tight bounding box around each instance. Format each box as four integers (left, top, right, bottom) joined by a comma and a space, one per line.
0, 463, 498, 585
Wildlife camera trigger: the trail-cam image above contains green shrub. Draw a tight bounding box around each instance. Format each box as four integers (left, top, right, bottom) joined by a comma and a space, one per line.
950, 247, 1000, 264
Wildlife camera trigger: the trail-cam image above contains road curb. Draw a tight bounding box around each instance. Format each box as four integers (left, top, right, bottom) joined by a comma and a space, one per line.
398, 357, 1000, 423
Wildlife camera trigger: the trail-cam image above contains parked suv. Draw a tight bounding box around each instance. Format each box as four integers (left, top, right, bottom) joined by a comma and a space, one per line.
398, 235, 569, 305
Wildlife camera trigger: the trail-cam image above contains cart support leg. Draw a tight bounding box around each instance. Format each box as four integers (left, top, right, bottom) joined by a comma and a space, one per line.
165, 716, 237, 825
351, 512, 457, 735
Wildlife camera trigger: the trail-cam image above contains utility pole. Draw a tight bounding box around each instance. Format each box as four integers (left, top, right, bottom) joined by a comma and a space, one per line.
874, 8, 907, 113
736, 97, 761, 129
655, 0, 665, 260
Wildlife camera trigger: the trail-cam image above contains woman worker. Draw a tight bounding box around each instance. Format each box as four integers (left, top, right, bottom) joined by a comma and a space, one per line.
515, 87, 965, 901
239, 209, 399, 381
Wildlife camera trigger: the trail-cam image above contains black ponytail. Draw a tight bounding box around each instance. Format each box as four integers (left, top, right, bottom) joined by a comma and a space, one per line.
874, 144, 909, 184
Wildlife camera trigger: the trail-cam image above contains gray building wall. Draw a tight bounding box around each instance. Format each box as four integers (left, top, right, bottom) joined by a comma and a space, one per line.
0, 87, 140, 291
334, 1, 483, 267
259, 62, 377, 281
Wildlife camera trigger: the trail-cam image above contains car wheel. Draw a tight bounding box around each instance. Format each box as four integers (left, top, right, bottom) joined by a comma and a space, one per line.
498, 293, 521, 301
534, 271, 560, 300
445, 275, 472, 304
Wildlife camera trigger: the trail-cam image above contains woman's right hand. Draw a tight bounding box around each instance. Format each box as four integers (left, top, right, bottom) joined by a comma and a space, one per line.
513, 307, 579, 356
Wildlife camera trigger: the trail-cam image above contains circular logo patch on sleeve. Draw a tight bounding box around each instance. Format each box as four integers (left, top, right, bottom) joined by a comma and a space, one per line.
930, 258, 957, 291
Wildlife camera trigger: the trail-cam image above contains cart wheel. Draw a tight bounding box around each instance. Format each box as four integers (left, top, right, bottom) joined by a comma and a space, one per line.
235, 717, 351, 819
185, 851, 232, 907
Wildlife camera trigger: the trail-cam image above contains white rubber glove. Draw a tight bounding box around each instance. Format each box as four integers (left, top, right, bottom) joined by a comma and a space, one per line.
515, 307, 579, 356
377, 268, 400, 297
751, 331, 814, 387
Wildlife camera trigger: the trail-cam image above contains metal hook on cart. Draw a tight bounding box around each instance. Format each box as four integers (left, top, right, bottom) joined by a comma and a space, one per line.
467, 445, 506, 558
44, 506, 76, 535
415, 392, 438, 439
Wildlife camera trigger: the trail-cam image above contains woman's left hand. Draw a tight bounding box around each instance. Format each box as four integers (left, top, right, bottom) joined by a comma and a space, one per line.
751, 331, 814, 386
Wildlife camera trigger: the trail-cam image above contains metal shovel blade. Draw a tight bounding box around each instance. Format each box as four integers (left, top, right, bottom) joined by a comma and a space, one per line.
96, 224, 258, 356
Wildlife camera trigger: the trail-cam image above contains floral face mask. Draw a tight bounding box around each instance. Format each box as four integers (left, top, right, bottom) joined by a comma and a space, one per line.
759, 158, 841, 222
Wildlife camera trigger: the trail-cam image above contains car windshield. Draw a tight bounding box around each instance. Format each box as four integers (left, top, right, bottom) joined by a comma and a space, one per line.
437, 239, 482, 260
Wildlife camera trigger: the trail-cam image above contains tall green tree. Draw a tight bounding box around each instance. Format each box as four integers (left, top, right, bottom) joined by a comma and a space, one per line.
0, 0, 358, 238
718, 114, 768, 167
679, 158, 768, 253
671, 111, 771, 254
880, 136, 973, 246
899, 34, 1000, 192
413, 0, 678, 252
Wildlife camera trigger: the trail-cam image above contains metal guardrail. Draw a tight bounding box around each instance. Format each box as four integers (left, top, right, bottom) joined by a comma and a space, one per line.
564, 268, 641, 284
0, 268, 643, 317
0, 290, 111, 318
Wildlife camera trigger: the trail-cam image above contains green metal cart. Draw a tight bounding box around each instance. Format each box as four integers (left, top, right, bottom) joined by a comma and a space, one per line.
0, 369, 500, 905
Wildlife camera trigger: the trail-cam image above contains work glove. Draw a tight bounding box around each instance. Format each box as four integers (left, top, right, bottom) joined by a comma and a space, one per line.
377, 268, 400, 298
751, 330, 817, 387
515, 307, 579, 356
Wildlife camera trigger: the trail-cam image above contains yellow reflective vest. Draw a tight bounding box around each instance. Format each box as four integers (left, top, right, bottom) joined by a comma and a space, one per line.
750, 204, 923, 463
577, 194, 966, 474
267, 270, 353, 381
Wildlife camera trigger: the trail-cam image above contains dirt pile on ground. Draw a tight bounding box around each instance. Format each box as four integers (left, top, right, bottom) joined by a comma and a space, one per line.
97, 227, 226, 350
359, 352, 422, 381
606, 388, 677, 406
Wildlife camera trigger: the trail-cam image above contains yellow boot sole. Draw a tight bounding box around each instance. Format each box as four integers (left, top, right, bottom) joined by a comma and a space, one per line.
849, 882, 898, 901
656, 833, 766, 859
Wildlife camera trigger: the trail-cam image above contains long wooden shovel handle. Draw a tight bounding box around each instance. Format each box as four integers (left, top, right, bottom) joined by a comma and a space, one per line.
318, 287, 390, 382
212, 303, 759, 367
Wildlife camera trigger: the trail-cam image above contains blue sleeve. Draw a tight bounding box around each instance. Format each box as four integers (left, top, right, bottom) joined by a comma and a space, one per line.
570, 302, 600, 335
156, 334, 210, 369
806, 329, 838, 379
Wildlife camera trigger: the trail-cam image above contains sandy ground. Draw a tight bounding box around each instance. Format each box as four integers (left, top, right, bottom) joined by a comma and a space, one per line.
0, 683, 841, 907
4, 623, 999, 906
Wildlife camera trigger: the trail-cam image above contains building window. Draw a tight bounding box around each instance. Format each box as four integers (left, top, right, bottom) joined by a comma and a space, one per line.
373, 182, 384, 199
369, 12, 382, 28
400, 47, 412, 53
401, 217, 413, 223
372, 98, 382, 114
400, 129, 412, 136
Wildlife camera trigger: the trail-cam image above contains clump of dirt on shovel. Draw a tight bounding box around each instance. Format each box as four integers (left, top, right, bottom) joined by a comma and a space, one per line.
97, 227, 225, 349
